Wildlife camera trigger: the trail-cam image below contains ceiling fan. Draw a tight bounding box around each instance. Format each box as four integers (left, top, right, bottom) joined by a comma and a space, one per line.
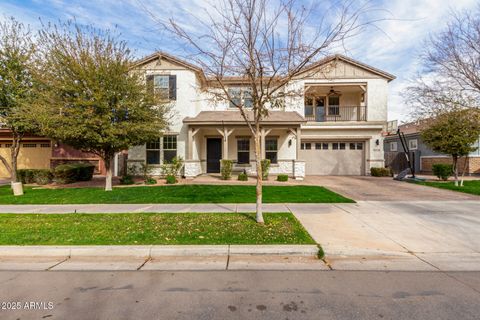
327, 86, 341, 96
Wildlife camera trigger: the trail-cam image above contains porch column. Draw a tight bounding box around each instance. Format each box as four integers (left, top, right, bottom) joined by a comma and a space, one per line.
187, 127, 199, 160
296, 127, 301, 160
260, 128, 272, 159
216, 128, 234, 160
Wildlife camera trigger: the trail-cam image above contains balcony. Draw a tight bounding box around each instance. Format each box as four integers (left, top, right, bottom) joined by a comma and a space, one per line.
304, 105, 367, 122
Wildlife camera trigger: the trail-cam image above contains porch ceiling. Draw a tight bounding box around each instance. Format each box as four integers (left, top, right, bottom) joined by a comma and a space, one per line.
183, 111, 305, 126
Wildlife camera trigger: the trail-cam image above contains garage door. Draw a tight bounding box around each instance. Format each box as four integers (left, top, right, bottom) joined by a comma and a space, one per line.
299, 141, 365, 175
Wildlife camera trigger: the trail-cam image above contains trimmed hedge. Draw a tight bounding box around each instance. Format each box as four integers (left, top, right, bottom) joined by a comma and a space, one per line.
165, 174, 177, 184
277, 174, 288, 182
261, 159, 270, 180
54, 163, 95, 184
370, 167, 392, 177
220, 160, 233, 180
432, 164, 453, 181
17, 169, 53, 185
237, 173, 248, 181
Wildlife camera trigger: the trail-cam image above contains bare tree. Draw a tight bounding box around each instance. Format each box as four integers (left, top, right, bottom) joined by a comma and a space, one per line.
140, 0, 379, 222
406, 6, 480, 120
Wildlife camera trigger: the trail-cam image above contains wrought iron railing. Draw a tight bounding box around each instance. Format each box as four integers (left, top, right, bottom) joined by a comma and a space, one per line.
304, 105, 367, 122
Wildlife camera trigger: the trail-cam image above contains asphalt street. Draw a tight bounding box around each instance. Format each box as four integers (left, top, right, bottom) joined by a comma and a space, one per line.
0, 270, 479, 320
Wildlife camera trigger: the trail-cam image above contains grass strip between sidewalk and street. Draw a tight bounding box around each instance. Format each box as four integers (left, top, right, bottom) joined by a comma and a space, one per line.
0, 184, 354, 204
414, 180, 480, 196
0, 212, 316, 245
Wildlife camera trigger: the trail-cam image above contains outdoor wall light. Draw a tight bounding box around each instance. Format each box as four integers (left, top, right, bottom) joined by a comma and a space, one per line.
288, 139, 292, 147
375, 139, 380, 146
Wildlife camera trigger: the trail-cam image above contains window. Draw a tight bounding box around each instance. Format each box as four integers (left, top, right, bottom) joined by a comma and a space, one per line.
328, 96, 340, 115
408, 139, 418, 150
315, 142, 329, 150
300, 142, 311, 150
22, 143, 36, 148
228, 87, 253, 108
304, 97, 314, 116
40, 143, 51, 148
5, 143, 12, 148
390, 141, 398, 152
237, 138, 250, 164
147, 74, 177, 100
349, 142, 363, 150
163, 135, 177, 163
146, 139, 161, 164
332, 142, 346, 150
265, 138, 278, 164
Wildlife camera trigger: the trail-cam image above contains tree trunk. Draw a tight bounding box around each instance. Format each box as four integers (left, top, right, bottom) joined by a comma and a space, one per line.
460, 156, 468, 187
254, 126, 264, 224
453, 155, 459, 186
105, 155, 113, 191
0, 155, 12, 178
10, 134, 22, 184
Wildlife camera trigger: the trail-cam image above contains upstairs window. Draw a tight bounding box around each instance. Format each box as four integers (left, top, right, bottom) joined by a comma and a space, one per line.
228, 87, 253, 108
147, 74, 177, 100
265, 138, 278, 164
408, 139, 418, 150
328, 96, 340, 116
304, 97, 314, 116
237, 138, 250, 164
390, 142, 398, 152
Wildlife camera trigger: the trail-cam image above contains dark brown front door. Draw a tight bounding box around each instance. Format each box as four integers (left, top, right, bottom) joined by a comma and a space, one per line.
206, 138, 222, 173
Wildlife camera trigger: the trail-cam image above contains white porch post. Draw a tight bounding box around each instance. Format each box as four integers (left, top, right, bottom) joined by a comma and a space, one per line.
184, 127, 201, 178
216, 128, 234, 160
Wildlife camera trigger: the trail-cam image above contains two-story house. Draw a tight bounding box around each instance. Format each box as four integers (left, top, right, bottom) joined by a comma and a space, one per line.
127, 52, 395, 179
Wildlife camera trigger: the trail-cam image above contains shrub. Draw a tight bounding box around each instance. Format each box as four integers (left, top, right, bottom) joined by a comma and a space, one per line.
165, 174, 177, 184
145, 177, 157, 185
277, 174, 288, 182
237, 172, 248, 181
17, 169, 53, 185
54, 163, 95, 184
261, 159, 270, 180
161, 157, 184, 177
220, 159, 233, 180
119, 174, 134, 185
370, 167, 392, 177
432, 164, 453, 181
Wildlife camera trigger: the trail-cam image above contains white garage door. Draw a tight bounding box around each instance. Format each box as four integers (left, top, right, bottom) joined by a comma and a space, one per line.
299, 141, 365, 175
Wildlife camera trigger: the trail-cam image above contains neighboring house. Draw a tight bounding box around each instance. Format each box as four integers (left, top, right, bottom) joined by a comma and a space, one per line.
128, 52, 395, 179
384, 122, 480, 175
0, 129, 106, 178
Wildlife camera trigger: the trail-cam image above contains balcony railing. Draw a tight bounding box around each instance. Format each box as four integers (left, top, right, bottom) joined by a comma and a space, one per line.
304, 105, 367, 122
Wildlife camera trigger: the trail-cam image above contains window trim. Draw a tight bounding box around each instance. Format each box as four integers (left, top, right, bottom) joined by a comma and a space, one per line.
228, 87, 253, 108
390, 141, 398, 152
408, 139, 418, 150
146, 138, 161, 165
163, 135, 178, 163
265, 138, 278, 164
236, 138, 250, 164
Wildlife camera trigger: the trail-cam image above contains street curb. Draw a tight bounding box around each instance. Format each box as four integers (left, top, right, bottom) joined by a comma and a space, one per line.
0, 245, 319, 258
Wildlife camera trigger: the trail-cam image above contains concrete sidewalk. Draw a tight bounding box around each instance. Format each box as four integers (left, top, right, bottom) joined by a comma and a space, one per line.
0, 203, 296, 213
0, 245, 325, 271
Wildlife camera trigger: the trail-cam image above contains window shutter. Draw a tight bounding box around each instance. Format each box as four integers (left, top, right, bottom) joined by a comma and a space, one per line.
169, 75, 177, 100
146, 75, 154, 95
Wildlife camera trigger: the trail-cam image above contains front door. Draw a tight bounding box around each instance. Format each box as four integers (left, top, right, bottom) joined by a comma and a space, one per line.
315, 97, 325, 122
206, 138, 222, 173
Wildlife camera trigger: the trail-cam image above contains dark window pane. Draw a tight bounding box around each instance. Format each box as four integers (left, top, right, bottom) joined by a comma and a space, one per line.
243, 90, 253, 108
163, 135, 177, 150
228, 88, 241, 108
265, 139, 277, 151
146, 139, 160, 150
147, 150, 160, 164
350, 143, 356, 150
332, 143, 339, 150
323, 143, 329, 150
305, 143, 311, 150
356, 143, 363, 150
266, 151, 277, 164
340, 143, 346, 150
163, 150, 177, 163
238, 152, 249, 164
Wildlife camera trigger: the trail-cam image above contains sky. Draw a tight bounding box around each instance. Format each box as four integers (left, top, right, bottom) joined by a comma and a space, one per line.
1, 0, 478, 122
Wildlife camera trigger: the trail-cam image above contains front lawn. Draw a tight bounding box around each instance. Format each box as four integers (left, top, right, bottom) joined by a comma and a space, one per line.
417, 180, 480, 196
0, 212, 315, 245
0, 184, 353, 204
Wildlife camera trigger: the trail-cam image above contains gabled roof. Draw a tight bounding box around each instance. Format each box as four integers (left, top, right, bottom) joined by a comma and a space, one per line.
297, 54, 396, 82
132, 51, 207, 84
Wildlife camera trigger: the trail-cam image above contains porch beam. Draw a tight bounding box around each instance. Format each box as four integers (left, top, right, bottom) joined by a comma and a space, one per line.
187, 128, 194, 160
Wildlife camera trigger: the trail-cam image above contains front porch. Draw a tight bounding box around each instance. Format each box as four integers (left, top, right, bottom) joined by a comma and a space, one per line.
183, 111, 306, 179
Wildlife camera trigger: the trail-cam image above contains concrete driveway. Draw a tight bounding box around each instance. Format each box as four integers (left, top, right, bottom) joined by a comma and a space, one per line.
290, 200, 480, 271
303, 176, 479, 201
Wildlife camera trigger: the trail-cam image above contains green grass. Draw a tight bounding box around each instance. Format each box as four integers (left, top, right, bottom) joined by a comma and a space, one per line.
416, 180, 480, 196
0, 184, 353, 204
0, 212, 315, 245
